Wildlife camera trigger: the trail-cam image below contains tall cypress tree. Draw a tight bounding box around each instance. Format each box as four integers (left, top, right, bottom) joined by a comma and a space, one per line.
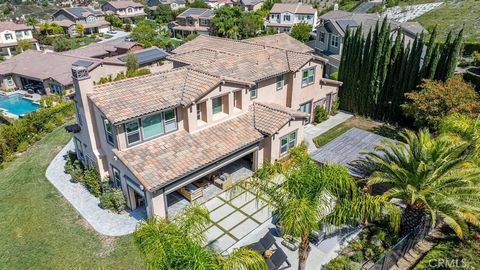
445, 29, 463, 79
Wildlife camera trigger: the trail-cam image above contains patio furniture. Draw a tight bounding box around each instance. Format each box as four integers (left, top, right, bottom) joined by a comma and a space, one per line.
309, 230, 326, 246
265, 248, 291, 270
213, 173, 233, 190
281, 235, 300, 251
193, 178, 209, 188
178, 183, 203, 202
247, 232, 277, 254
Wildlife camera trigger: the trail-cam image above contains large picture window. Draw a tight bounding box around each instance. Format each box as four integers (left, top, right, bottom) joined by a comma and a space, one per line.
124, 109, 178, 145
280, 131, 297, 155
212, 96, 223, 114
301, 67, 315, 87
103, 118, 115, 146
142, 114, 163, 139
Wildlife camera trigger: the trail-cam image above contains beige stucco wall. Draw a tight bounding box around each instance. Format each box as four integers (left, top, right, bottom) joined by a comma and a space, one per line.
265, 119, 305, 162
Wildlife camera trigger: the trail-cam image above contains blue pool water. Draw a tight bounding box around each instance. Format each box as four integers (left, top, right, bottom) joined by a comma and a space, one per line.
0, 94, 41, 116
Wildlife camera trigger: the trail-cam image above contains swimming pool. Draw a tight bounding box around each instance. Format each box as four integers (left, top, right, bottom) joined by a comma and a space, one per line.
0, 94, 41, 116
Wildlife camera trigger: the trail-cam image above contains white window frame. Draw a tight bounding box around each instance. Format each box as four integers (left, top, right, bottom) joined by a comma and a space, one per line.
283, 15, 291, 22
276, 75, 284, 90
103, 118, 115, 146
250, 85, 257, 99
111, 165, 122, 189
125, 119, 141, 145
74, 137, 84, 161
301, 67, 315, 87
5, 33, 13, 40
212, 96, 223, 114
280, 131, 297, 155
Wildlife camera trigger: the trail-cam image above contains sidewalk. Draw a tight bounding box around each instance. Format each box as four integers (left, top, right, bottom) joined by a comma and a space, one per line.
45, 140, 145, 236
304, 111, 353, 153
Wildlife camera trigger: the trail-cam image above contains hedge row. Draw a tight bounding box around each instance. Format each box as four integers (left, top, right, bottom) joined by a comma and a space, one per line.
464, 42, 480, 56
0, 102, 74, 165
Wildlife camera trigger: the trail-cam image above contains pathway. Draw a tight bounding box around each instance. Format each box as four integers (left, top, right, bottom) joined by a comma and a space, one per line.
353, 0, 382, 13
304, 111, 353, 153
45, 140, 145, 236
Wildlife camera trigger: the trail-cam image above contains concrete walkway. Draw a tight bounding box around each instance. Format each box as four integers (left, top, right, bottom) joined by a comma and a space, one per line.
45, 140, 145, 236
304, 111, 353, 153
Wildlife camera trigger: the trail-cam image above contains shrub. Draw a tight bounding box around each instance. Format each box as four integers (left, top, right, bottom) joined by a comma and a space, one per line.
324, 255, 358, 270
290, 22, 312, 43
100, 188, 126, 213
474, 51, 480, 66
0, 102, 74, 164
402, 76, 480, 129
351, 251, 364, 263
314, 105, 328, 123
331, 99, 339, 115
329, 72, 338, 80
83, 168, 101, 197
350, 239, 366, 251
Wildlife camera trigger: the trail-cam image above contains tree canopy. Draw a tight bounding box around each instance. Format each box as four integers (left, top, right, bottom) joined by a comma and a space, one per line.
211, 6, 264, 39
290, 22, 312, 43
402, 76, 480, 128
130, 20, 172, 48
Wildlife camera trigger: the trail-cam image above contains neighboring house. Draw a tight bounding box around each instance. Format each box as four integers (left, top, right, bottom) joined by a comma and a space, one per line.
52, 7, 111, 36
0, 21, 40, 59
147, 0, 186, 10
0, 43, 168, 95
204, 0, 233, 9
0, 50, 125, 95
170, 8, 214, 38
315, 10, 426, 76
239, 0, 264, 11
101, 0, 147, 20
69, 33, 342, 218
266, 3, 318, 33
63, 40, 143, 58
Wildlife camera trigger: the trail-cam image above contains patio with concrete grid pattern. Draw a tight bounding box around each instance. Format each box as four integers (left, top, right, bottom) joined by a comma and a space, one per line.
204, 186, 273, 253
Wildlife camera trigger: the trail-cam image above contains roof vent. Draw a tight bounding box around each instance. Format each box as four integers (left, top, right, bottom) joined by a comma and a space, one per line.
71, 65, 89, 80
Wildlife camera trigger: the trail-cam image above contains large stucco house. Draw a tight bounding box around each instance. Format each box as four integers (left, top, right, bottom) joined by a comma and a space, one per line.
266, 3, 318, 33
0, 21, 40, 59
52, 7, 111, 36
314, 10, 426, 76
170, 8, 214, 38
70, 33, 342, 218
101, 0, 147, 21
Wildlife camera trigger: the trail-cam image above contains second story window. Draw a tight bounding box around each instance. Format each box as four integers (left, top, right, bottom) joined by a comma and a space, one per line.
276, 75, 284, 90
23, 30, 29, 36
5, 33, 13, 40
142, 114, 163, 139
283, 15, 291, 22
250, 85, 257, 99
164, 109, 177, 132
126, 120, 140, 144
319, 32, 325, 43
302, 67, 315, 87
103, 118, 115, 146
127, 8, 133, 13
331, 35, 339, 48
212, 96, 223, 114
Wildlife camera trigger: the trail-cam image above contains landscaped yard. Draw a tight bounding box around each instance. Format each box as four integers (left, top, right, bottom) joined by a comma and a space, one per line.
416, 0, 480, 43
312, 116, 398, 148
0, 125, 143, 269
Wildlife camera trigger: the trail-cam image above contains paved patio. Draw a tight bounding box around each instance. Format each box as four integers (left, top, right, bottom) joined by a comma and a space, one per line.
45, 140, 145, 236
167, 158, 254, 218
304, 111, 353, 153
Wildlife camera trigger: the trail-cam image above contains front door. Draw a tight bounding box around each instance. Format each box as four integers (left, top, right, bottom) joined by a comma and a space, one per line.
134, 191, 145, 208
299, 101, 312, 124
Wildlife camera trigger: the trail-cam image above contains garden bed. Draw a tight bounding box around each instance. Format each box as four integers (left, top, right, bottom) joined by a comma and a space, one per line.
324, 223, 400, 270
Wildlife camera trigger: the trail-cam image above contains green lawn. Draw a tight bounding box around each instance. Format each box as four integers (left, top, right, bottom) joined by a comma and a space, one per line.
312, 116, 399, 148
417, 0, 480, 43
0, 125, 143, 269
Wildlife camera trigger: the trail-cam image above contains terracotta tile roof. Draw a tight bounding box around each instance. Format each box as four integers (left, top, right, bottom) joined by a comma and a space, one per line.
114, 112, 264, 190
0, 50, 102, 86
169, 34, 318, 83
111, 102, 305, 190
270, 3, 316, 14
88, 68, 223, 124
0, 21, 31, 32
104, 0, 144, 9
245, 33, 314, 53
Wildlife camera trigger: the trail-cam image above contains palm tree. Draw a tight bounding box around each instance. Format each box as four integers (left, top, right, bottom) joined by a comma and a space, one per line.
243, 147, 399, 270
25, 16, 39, 32
354, 128, 480, 238
134, 204, 267, 269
